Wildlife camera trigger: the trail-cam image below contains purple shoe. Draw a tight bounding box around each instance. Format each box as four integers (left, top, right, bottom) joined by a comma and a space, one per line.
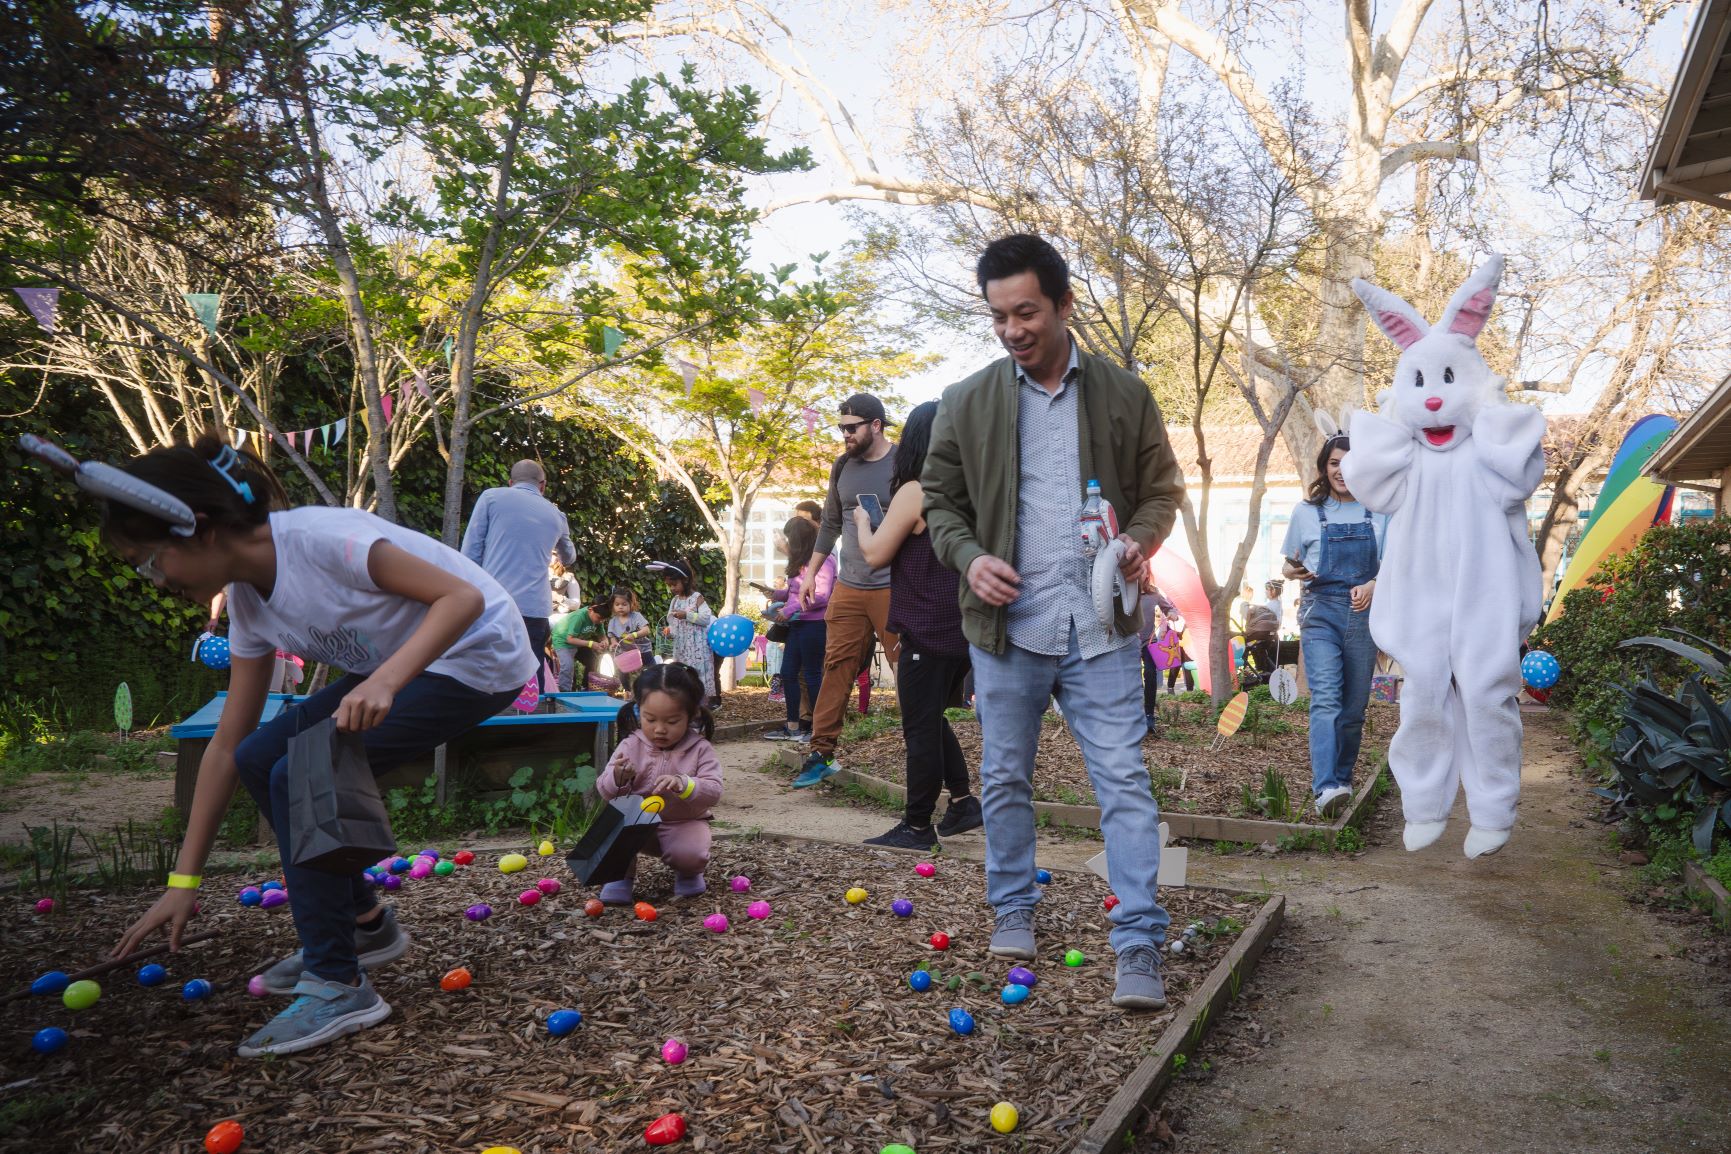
598, 879, 635, 905
672, 873, 707, 899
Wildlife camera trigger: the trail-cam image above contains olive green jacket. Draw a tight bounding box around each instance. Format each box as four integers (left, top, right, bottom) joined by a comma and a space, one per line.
920, 346, 1186, 655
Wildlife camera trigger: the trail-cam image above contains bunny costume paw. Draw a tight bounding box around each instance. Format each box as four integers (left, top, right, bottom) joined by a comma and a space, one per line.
1341, 255, 1545, 856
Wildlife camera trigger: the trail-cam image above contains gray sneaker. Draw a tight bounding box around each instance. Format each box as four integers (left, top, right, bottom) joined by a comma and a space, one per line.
236, 971, 391, 1057
258, 907, 410, 995
1111, 943, 1168, 1010
988, 907, 1037, 960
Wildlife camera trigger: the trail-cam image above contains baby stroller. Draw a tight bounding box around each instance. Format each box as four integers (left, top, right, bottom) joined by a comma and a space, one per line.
1237, 604, 1283, 688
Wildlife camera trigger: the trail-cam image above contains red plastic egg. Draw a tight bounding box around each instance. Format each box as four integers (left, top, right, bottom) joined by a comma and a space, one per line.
204, 1120, 244, 1154
453, 850, 475, 866
440, 967, 472, 991
929, 932, 950, 951
634, 901, 658, 922
584, 898, 605, 917
518, 889, 541, 906
644, 1113, 687, 1145
1103, 895, 1120, 912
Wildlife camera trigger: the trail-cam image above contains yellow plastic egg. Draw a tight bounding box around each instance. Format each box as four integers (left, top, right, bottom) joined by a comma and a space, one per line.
845, 886, 868, 905
537, 839, 555, 856
640, 795, 666, 814
990, 1101, 1019, 1133
481, 1148, 523, 1154
498, 853, 528, 874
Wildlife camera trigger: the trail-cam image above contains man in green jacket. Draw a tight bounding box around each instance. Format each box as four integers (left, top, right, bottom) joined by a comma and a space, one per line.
922, 233, 1186, 1010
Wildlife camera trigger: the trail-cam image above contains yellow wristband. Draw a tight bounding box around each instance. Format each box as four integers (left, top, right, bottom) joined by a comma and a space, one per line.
679, 776, 697, 800
166, 872, 201, 890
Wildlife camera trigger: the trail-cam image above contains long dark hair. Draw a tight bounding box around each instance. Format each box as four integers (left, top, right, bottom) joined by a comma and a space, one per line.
615, 662, 714, 740
891, 400, 939, 493
783, 515, 817, 578
104, 433, 289, 546
1307, 435, 1350, 506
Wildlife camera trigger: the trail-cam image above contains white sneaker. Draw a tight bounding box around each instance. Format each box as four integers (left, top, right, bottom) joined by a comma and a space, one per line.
1463, 826, 1510, 859
1314, 786, 1352, 819
1403, 820, 1447, 852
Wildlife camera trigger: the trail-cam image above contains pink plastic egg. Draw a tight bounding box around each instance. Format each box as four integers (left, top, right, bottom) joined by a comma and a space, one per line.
408, 862, 432, 879
247, 974, 269, 998
703, 913, 729, 933
33, 898, 55, 914
915, 862, 936, 878
747, 900, 771, 920
518, 889, 542, 906
536, 878, 561, 896
730, 876, 751, 893
661, 1037, 688, 1065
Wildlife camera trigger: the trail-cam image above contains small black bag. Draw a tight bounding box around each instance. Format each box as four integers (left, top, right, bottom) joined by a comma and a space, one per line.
765, 622, 790, 644
286, 717, 397, 874
565, 796, 661, 886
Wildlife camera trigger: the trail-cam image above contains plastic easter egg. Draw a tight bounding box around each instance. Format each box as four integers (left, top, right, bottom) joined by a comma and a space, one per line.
537, 839, 555, 857
453, 850, 475, 866
137, 963, 167, 987
1522, 649, 1561, 691
1001, 983, 1030, 1005
908, 970, 932, 992
197, 633, 231, 670
914, 862, 936, 878
363, 871, 382, 886
517, 889, 542, 906
644, 1112, 688, 1146
661, 1037, 689, 1065
380, 875, 402, 891
990, 1101, 1020, 1134
891, 899, 914, 918
704, 913, 729, 933
730, 875, 751, 893
62, 979, 101, 1011
1168, 939, 1186, 954
465, 903, 493, 922
260, 889, 288, 908
1064, 949, 1086, 967
204, 1119, 244, 1154
481, 1148, 522, 1154
31, 971, 70, 996
634, 901, 658, 922
388, 857, 411, 874
640, 795, 665, 814
260, 880, 284, 892
536, 877, 561, 896
434, 860, 455, 876
247, 975, 269, 998
417, 848, 439, 860
31, 1027, 67, 1054
1006, 966, 1037, 988
546, 1009, 582, 1036
948, 1008, 975, 1036
33, 897, 55, 914
845, 887, 868, 905
583, 899, 605, 917
182, 978, 212, 1001
880, 1146, 917, 1154
1103, 895, 1120, 912
747, 900, 771, 919
238, 887, 262, 907
498, 853, 528, 874
929, 932, 950, 951
408, 861, 433, 880
706, 613, 756, 658
440, 967, 472, 992
1036, 869, 1053, 885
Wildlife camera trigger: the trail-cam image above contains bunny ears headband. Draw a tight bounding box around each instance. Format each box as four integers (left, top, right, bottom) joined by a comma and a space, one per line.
18, 434, 255, 533
1313, 408, 1352, 448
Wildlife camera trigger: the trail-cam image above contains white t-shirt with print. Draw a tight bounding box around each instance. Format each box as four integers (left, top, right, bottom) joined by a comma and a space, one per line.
227, 507, 535, 695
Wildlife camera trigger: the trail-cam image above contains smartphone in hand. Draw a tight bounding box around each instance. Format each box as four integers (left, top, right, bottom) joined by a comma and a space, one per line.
856, 492, 885, 529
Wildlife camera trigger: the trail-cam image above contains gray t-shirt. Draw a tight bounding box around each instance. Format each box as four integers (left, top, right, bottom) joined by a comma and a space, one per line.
815, 447, 897, 590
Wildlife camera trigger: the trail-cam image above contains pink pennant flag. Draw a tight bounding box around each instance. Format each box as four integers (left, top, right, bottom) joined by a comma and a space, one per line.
413, 369, 432, 399
284, 431, 296, 451
747, 388, 765, 417
381, 391, 394, 425
677, 358, 698, 396
12, 288, 59, 334
802, 406, 818, 435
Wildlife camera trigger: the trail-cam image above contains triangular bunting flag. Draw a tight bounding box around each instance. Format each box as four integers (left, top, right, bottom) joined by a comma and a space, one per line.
381, 391, 394, 425
677, 359, 698, 396
182, 292, 220, 335
12, 288, 59, 334
413, 369, 432, 399
602, 325, 625, 359
285, 431, 297, 451
802, 406, 819, 436
235, 430, 248, 450
746, 388, 765, 417
443, 337, 455, 366
332, 418, 347, 446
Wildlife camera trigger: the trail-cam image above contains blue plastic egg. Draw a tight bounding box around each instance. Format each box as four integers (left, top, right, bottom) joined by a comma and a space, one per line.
1001, 983, 1030, 1005
705, 614, 756, 658
238, 887, 262, 907
30, 971, 70, 997
908, 970, 932, 992
137, 964, 167, 987
182, 978, 212, 1001
1035, 869, 1053, 885
547, 1009, 582, 1036
197, 634, 231, 670
259, 880, 284, 892
948, 1008, 975, 1036
31, 1027, 68, 1055
1521, 650, 1561, 691
388, 857, 411, 874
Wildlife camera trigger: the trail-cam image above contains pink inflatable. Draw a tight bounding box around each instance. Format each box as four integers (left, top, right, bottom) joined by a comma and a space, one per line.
1148, 550, 1228, 696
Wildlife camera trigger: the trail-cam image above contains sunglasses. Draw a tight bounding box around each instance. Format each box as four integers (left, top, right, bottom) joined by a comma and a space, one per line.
837, 420, 870, 435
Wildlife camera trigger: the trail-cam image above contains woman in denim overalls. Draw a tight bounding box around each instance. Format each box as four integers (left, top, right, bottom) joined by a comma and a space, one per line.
1281, 434, 1385, 817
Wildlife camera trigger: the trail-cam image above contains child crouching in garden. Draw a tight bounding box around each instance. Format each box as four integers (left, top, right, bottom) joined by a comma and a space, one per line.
595, 662, 723, 901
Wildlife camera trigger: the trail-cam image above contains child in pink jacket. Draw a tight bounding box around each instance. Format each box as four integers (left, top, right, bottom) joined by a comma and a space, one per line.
595, 662, 724, 901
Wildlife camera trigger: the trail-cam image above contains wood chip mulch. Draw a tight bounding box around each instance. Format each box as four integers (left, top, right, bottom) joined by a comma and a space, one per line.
843, 698, 1397, 825
0, 839, 1261, 1152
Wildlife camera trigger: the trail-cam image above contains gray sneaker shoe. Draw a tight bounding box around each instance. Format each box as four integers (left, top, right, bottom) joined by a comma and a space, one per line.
258, 907, 410, 995
236, 971, 391, 1057
1111, 943, 1168, 1010
988, 907, 1037, 960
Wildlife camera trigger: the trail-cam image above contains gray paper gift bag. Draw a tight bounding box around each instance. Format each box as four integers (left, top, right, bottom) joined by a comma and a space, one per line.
286, 717, 396, 874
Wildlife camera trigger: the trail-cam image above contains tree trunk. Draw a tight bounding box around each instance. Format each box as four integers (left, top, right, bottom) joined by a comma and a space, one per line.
1208, 590, 1237, 707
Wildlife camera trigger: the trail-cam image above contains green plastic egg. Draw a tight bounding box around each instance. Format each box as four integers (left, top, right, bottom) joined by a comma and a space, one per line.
62, 979, 101, 1011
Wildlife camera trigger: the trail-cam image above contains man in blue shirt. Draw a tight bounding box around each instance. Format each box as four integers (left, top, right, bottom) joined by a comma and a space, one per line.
461, 460, 575, 692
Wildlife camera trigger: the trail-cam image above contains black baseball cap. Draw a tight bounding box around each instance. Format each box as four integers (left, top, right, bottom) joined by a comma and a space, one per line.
839, 393, 891, 426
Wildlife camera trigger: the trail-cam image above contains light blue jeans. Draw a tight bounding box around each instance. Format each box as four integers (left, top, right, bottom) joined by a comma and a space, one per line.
970, 628, 1170, 951
1299, 593, 1378, 796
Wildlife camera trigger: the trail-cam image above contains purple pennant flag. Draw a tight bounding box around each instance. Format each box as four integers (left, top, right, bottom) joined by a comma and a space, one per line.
413, 369, 432, 399
677, 359, 698, 396
13, 288, 59, 334
381, 391, 394, 425
746, 388, 765, 417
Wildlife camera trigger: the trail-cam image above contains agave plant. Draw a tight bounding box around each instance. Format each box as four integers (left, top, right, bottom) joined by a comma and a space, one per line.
1607, 629, 1731, 854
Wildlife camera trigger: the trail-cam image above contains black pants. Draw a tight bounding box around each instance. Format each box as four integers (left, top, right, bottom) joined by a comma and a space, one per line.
1141, 644, 1161, 715
523, 616, 551, 692
897, 639, 972, 826
1166, 651, 1195, 692
782, 620, 826, 729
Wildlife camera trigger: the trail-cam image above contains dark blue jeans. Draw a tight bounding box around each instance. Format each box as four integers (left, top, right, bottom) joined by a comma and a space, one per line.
781, 620, 827, 729
234, 672, 518, 982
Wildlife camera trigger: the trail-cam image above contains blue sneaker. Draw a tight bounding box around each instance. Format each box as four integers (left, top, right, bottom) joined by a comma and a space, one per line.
791, 751, 839, 789
236, 972, 391, 1057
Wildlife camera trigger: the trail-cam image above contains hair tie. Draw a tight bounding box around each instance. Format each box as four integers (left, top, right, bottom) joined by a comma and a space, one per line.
208, 445, 255, 504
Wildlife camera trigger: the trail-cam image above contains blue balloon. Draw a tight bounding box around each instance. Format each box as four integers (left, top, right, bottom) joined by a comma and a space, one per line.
948, 1008, 975, 1036
706, 614, 756, 658
1521, 650, 1561, 691
182, 978, 212, 1001
30, 971, 70, 997
31, 1027, 68, 1055
137, 964, 167, 987
547, 1009, 582, 1036
198, 634, 231, 670
908, 970, 932, 992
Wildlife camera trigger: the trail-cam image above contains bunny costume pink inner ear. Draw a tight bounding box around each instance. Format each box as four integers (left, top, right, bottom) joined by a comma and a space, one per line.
1437, 253, 1505, 341
1350, 278, 1429, 351
1447, 288, 1495, 338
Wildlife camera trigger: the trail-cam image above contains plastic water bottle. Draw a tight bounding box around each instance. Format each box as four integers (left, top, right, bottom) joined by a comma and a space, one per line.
1080, 479, 1106, 556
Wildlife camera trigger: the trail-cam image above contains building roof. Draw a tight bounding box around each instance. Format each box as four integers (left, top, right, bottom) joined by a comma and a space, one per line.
1165, 425, 1299, 482
1647, 368, 1731, 485
1641, 0, 1731, 208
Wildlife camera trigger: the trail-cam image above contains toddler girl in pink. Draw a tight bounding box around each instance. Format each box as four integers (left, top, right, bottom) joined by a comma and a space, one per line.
595, 662, 724, 901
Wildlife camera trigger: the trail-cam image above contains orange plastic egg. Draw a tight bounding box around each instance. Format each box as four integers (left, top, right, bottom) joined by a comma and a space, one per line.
204, 1120, 244, 1154
584, 898, 605, 917
634, 901, 658, 922
440, 966, 472, 991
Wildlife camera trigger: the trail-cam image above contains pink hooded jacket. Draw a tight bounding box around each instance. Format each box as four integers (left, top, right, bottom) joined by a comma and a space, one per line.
596, 728, 723, 820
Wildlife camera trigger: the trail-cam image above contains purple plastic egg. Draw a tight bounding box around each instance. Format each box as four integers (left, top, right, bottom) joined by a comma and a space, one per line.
747, 900, 772, 920
1006, 966, 1037, 987
247, 975, 269, 998
418, 848, 439, 860
465, 903, 493, 922
703, 913, 729, 933
891, 899, 914, 918
259, 889, 288, 909
381, 875, 402, 891
730, 876, 751, 893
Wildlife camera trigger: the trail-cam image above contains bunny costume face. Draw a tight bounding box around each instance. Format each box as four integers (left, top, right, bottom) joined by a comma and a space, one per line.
1341, 256, 1546, 860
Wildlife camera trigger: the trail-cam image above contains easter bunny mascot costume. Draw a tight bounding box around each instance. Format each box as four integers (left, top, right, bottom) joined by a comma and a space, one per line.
1341, 254, 1546, 860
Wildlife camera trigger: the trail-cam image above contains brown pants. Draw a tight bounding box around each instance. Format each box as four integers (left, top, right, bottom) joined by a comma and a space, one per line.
810, 583, 899, 756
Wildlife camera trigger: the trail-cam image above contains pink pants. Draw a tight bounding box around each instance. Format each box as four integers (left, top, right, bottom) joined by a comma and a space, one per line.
632, 818, 712, 878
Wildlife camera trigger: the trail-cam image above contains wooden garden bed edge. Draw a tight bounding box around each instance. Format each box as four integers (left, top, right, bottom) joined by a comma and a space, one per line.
1683, 861, 1731, 930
